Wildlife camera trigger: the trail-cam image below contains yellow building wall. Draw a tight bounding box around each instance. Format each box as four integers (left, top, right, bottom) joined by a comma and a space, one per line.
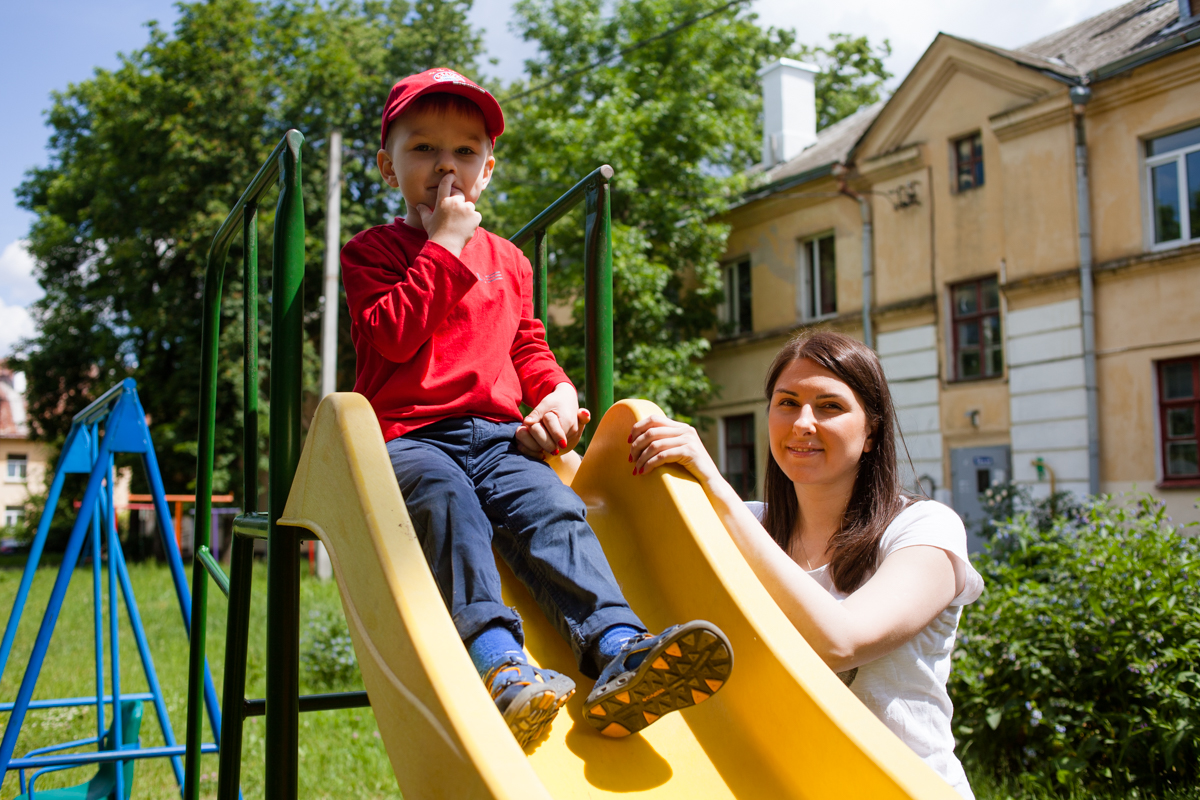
919, 79, 1010, 287
722, 179, 864, 332
869, 166, 934, 309
992, 109, 1081, 282
1095, 255, 1200, 522
0, 439, 50, 529
1086, 50, 1200, 262
703, 36, 1200, 519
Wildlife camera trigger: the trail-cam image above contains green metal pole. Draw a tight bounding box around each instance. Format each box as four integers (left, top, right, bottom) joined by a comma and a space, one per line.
216, 204, 259, 800
187, 130, 302, 800
185, 177, 231, 800
583, 172, 614, 439
264, 130, 306, 800
533, 229, 547, 331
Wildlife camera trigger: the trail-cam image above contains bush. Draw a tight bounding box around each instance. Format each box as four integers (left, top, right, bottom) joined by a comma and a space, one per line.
951, 493, 1200, 794
301, 605, 362, 692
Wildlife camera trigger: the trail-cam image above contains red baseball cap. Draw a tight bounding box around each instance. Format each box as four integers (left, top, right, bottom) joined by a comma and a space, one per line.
379, 68, 505, 151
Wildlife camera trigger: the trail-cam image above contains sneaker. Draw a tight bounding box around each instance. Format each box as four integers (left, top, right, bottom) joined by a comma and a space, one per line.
483, 659, 576, 749
583, 620, 733, 737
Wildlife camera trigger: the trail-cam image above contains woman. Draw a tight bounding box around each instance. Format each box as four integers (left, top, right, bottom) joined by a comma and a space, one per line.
629, 331, 983, 799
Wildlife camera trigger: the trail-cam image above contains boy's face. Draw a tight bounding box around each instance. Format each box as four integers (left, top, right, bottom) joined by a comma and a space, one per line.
377, 104, 495, 221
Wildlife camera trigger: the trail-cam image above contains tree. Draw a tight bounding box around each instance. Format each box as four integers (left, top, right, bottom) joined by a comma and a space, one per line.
797, 33, 892, 131
13, 0, 482, 503
14, 0, 890, 506
481, 0, 890, 423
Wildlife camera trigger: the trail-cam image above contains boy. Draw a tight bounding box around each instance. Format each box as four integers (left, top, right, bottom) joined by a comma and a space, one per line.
341, 68, 732, 749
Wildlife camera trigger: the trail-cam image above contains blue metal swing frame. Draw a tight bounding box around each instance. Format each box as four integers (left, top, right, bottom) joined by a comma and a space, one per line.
0, 379, 222, 796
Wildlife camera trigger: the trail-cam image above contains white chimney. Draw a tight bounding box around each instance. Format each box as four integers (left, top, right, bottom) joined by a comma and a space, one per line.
759, 58, 820, 166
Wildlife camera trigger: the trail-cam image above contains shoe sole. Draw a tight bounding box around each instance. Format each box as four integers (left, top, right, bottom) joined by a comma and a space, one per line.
502, 673, 576, 749
583, 621, 733, 737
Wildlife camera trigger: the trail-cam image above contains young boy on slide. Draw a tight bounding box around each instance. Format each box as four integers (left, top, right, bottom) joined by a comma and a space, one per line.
340, 68, 733, 748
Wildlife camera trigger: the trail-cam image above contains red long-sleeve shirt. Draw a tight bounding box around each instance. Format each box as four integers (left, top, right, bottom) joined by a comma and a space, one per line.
341, 218, 570, 441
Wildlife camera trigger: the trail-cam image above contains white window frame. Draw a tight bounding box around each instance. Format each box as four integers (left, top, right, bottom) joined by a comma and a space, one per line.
797, 232, 837, 322
721, 258, 752, 336
1144, 123, 1200, 252
6, 454, 27, 483
4, 507, 23, 528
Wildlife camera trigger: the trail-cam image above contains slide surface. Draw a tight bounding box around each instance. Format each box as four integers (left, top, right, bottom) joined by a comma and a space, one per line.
279, 393, 960, 799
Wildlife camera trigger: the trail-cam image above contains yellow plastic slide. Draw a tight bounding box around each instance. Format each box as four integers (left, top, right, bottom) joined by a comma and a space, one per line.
279, 393, 960, 799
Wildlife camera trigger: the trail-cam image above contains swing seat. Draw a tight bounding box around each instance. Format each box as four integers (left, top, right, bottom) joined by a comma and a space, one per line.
16, 700, 143, 800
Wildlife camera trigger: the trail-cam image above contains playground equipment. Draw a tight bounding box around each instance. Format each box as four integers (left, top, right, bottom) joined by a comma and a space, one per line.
13, 699, 143, 800
183, 130, 959, 798
0, 380, 222, 795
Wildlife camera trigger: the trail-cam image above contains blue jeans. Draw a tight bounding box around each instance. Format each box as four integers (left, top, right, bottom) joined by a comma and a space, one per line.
387, 417, 646, 677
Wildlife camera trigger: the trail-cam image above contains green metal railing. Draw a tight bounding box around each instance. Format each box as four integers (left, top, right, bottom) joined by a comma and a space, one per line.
184, 129, 310, 800
184, 127, 615, 800
510, 164, 615, 438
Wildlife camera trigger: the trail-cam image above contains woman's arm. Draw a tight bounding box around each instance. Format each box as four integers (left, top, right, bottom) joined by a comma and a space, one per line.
629, 415, 959, 672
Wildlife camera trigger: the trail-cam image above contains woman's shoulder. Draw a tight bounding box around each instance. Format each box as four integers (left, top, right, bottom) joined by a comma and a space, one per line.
883, 499, 966, 552
885, 499, 983, 606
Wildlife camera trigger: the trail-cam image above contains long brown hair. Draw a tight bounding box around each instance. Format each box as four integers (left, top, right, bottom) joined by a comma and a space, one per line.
761, 331, 905, 593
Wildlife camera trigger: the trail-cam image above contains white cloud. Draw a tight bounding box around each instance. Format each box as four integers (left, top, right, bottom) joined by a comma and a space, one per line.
0, 295, 35, 359
0, 240, 43, 308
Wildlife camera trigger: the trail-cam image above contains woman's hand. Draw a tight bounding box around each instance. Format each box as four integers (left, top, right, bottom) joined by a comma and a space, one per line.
628, 415, 722, 485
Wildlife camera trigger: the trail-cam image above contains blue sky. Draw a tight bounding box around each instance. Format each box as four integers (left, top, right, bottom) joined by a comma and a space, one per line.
0, 0, 1119, 357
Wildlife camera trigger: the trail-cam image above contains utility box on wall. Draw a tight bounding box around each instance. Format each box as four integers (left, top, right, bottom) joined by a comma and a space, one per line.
951, 445, 1011, 553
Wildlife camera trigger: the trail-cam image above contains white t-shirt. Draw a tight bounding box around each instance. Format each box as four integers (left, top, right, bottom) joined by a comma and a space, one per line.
745, 499, 983, 799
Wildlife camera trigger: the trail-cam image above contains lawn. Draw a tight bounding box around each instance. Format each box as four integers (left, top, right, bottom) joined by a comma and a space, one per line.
4, 558, 1193, 800
0, 559, 400, 800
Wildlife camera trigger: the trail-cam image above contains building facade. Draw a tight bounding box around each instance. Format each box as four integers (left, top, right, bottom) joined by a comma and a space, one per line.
699, 0, 1200, 540
0, 366, 50, 536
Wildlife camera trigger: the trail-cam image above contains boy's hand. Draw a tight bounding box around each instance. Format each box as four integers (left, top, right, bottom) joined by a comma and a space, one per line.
416, 172, 481, 257
515, 383, 591, 459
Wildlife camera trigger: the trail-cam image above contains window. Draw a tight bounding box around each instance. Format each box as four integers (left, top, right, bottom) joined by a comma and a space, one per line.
723, 414, 756, 500
6, 454, 27, 483
722, 259, 752, 335
800, 233, 836, 319
4, 507, 22, 528
1146, 124, 1200, 247
954, 132, 984, 192
950, 277, 1002, 380
1159, 357, 1200, 482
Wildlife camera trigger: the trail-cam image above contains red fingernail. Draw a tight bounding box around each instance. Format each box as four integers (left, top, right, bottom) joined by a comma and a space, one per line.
627, 454, 632, 462
560, 439, 568, 447
627, 435, 632, 443
632, 468, 637, 476
554, 449, 560, 455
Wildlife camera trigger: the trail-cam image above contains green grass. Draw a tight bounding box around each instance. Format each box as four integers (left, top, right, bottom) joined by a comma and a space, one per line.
5, 560, 1195, 799
0, 560, 400, 799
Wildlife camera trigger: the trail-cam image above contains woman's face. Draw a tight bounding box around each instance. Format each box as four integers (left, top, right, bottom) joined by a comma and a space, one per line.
767, 357, 875, 492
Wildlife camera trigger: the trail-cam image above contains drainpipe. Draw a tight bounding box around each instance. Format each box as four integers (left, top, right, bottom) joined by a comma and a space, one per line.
835, 168, 874, 349
1070, 85, 1101, 496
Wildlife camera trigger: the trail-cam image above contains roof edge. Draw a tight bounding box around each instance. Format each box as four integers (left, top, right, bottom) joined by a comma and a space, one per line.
1090, 20, 1200, 80
738, 164, 836, 206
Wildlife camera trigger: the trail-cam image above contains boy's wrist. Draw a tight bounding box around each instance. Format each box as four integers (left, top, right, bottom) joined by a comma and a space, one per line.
429, 232, 468, 258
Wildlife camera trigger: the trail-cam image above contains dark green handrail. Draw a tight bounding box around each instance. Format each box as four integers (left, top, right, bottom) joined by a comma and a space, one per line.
184, 130, 306, 800
509, 164, 615, 438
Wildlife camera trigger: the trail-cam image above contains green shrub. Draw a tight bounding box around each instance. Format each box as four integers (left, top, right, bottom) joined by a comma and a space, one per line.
301, 605, 362, 692
951, 493, 1200, 794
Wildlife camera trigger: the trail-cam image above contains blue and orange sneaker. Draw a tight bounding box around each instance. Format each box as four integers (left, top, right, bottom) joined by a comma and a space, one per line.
483, 659, 576, 749
582, 620, 733, 737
